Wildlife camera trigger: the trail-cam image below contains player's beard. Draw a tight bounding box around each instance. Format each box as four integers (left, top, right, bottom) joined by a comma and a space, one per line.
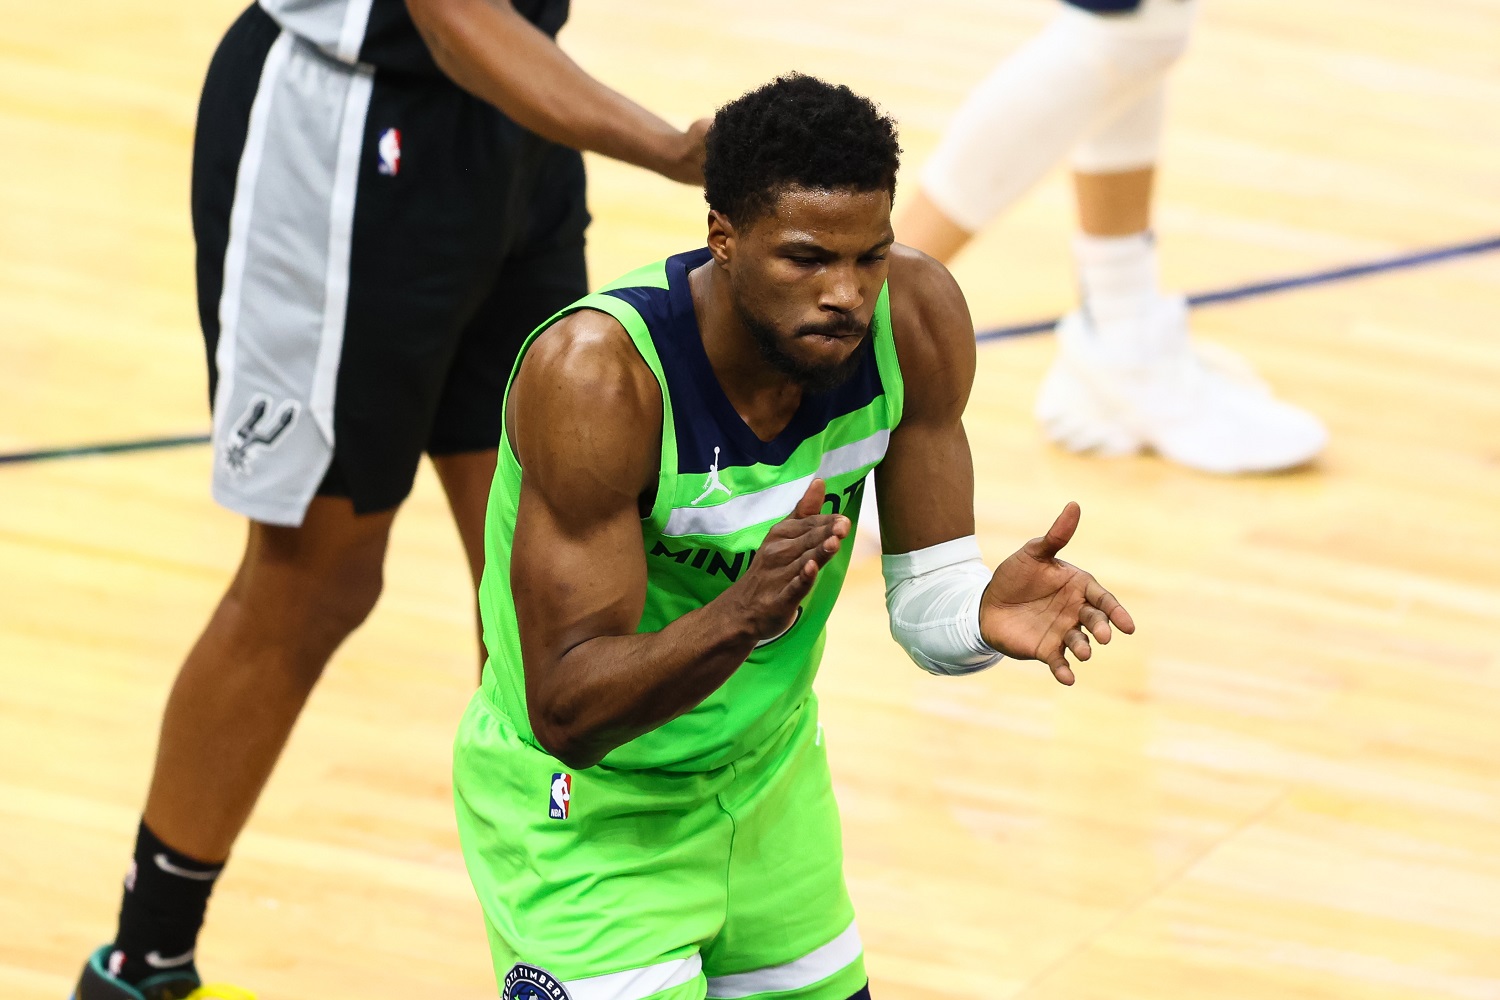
738, 304, 871, 394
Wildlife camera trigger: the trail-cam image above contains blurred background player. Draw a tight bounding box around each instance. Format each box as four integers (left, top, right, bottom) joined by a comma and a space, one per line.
899, 0, 1327, 474
71, 1, 706, 998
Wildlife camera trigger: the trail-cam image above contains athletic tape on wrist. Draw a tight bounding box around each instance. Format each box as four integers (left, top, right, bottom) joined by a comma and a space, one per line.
882, 536, 1003, 676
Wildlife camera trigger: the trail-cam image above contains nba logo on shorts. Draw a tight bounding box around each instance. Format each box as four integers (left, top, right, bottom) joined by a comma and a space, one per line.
549, 772, 571, 820
377, 128, 401, 176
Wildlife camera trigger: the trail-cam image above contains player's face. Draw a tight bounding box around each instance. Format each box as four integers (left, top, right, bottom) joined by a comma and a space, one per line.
718, 186, 894, 392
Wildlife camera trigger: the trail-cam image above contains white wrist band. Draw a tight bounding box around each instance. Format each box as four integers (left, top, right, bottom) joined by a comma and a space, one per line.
882, 535, 1002, 677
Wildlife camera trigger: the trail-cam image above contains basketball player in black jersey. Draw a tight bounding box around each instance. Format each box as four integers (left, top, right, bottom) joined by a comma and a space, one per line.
72, 2, 706, 998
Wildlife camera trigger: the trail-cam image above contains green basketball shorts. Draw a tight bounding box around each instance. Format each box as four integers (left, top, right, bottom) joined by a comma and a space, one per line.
452, 690, 866, 1000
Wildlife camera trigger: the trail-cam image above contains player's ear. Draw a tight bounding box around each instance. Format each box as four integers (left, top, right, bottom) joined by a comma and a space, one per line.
707, 210, 734, 266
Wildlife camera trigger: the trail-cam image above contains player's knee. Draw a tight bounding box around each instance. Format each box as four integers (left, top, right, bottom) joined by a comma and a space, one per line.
262, 568, 382, 688
234, 532, 388, 659
916, 0, 1195, 231
1072, 82, 1166, 174
309, 557, 385, 642
1066, 0, 1196, 86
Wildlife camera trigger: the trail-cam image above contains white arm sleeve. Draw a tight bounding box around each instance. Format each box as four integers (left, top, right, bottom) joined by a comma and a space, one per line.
882, 536, 1003, 676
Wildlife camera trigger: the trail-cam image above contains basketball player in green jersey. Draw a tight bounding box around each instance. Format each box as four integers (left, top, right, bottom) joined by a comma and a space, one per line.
453, 74, 1135, 1000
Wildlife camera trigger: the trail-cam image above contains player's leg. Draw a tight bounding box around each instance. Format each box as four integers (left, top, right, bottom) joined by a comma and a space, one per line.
430, 449, 495, 670
701, 700, 869, 1000
1035, 54, 1328, 472
899, 0, 1192, 262
903, 0, 1324, 472
75, 15, 513, 996
864, 0, 1192, 552
78, 8, 384, 994
1067, 84, 1168, 343
75, 498, 395, 1000
117, 499, 391, 934
1074, 166, 1154, 237
452, 695, 724, 999
143, 499, 394, 847
431, 451, 493, 591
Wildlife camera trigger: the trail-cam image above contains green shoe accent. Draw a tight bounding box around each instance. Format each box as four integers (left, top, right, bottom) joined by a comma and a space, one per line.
71, 946, 200, 1000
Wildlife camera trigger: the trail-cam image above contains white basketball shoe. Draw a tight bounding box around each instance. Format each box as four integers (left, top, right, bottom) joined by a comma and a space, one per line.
1034, 295, 1326, 473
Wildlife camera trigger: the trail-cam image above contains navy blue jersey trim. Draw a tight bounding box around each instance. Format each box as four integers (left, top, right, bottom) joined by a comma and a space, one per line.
604, 248, 884, 475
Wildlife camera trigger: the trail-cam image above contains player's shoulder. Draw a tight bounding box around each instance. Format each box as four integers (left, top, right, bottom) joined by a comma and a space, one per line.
885, 243, 976, 384
510, 307, 663, 489
887, 244, 972, 343
887, 242, 962, 298
517, 307, 661, 417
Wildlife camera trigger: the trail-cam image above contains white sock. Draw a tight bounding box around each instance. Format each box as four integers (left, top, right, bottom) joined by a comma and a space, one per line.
1073, 231, 1160, 344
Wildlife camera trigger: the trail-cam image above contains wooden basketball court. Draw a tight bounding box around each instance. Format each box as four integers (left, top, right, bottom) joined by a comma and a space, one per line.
2, 1, 1497, 997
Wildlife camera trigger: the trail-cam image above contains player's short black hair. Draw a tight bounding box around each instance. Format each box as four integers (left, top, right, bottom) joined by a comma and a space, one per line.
704, 74, 902, 227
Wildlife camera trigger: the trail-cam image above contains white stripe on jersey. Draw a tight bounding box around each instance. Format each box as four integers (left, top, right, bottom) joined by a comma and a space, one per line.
662, 430, 890, 539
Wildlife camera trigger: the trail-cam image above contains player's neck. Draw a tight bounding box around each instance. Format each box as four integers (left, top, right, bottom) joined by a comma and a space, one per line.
689, 261, 804, 442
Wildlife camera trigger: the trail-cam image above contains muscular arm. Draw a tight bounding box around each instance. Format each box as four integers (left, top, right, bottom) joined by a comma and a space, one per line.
509, 313, 848, 768
406, 0, 705, 183
874, 246, 980, 555
876, 248, 1134, 681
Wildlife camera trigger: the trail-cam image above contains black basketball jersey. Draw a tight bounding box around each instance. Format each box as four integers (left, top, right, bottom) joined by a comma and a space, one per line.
257, 0, 570, 77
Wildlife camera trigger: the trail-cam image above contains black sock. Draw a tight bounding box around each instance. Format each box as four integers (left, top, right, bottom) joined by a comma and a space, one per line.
108, 820, 224, 985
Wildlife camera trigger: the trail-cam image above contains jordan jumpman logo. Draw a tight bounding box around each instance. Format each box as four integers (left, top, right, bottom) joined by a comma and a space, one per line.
693, 447, 734, 505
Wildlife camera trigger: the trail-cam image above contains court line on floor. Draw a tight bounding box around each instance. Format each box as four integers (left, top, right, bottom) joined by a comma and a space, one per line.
975, 232, 1500, 342
3, 233, 1497, 468
0, 433, 212, 466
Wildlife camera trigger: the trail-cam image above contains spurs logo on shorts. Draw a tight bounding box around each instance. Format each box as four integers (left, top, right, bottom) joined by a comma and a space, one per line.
504, 962, 571, 1000
224, 394, 300, 476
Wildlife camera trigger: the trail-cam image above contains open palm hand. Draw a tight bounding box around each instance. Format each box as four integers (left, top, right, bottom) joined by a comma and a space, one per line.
979, 502, 1135, 685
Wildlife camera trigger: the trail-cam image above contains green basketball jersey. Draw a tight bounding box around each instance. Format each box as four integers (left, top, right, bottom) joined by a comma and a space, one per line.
478, 247, 905, 771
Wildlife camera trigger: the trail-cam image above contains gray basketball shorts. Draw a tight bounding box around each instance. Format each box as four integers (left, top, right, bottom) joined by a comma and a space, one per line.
192, 4, 589, 526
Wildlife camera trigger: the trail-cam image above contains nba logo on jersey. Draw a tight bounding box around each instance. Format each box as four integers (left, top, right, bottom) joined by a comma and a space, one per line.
377, 128, 401, 176
548, 772, 571, 820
